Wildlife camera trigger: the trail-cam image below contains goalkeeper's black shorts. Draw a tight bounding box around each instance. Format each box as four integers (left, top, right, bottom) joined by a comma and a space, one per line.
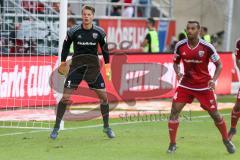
64, 65, 105, 90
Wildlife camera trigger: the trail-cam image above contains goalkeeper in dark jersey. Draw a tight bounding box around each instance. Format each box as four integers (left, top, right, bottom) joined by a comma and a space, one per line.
50, 5, 115, 139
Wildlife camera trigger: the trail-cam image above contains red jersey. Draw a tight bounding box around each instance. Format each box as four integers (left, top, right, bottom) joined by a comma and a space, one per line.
235, 39, 240, 60
173, 39, 220, 90
124, 0, 132, 3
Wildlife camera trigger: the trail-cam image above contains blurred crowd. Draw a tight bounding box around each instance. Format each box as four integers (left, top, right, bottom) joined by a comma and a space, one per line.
110, 0, 151, 17
20, 0, 151, 17
21, 1, 74, 15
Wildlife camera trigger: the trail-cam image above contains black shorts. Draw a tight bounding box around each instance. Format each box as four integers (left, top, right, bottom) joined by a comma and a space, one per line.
64, 65, 105, 90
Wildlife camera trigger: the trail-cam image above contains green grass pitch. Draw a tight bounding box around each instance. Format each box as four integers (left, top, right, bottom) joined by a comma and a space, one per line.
0, 95, 239, 160
0, 109, 240, 160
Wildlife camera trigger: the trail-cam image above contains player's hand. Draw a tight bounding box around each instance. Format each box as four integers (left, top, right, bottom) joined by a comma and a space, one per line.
176, 73, 183, 81
58, 62, 68, 76
208, 79, 215, 90
105, 63, 112, 81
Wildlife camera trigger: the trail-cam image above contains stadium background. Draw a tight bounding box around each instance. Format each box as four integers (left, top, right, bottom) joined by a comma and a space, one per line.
1, 1, 240, 159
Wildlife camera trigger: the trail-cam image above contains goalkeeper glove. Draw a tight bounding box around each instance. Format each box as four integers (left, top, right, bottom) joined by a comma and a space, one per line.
58, 62, 68, 76
105, 63, 112, 81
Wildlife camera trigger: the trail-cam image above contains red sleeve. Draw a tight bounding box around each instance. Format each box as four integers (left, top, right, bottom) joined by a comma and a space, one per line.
173, 42, 181, 64
207, 43, 220, 63
236, 40, 240, 60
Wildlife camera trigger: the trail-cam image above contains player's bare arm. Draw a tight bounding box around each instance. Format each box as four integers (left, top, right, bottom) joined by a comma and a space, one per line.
236, 58, 240, 69
209, 59, 222, 90
173, 40, 183, 81
173, 62, 182, 80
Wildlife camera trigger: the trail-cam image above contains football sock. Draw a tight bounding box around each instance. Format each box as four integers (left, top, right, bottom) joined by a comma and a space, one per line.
54, 101, 67, 129
215, 118, 228, 141
168, 120, 179, 144
100, 103, 109, 128
230, 108, 240, 129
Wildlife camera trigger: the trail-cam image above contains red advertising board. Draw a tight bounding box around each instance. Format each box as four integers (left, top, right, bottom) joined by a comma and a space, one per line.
214, 53, 233, 94
0, 56, 57, 108
0, 53, 233, 108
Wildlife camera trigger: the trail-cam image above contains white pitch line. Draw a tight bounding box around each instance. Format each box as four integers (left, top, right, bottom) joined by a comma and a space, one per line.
0, 130, 47, 137
0, 113, 230, 137
190, 113, 229, 119
0, 121, 155, 137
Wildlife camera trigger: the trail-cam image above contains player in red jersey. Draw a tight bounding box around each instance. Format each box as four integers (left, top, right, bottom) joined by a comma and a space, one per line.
228, 39, 240, 140
167, 21, 236, 154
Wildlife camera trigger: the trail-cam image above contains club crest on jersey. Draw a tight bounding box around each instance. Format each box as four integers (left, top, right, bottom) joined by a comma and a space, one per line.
198, 51, 205, 57
92, 33, 98, 39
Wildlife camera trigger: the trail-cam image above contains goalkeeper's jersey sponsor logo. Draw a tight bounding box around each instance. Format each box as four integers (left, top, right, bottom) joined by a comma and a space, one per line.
77, 42, 96, 46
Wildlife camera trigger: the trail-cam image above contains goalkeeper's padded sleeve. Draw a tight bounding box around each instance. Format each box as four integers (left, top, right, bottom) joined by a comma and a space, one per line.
61, 33, 72, 62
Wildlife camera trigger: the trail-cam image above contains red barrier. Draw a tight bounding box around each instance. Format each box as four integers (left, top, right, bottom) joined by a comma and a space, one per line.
215, 53, 233, 94
0, 56, 57, 108
0, 53, 233, 108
